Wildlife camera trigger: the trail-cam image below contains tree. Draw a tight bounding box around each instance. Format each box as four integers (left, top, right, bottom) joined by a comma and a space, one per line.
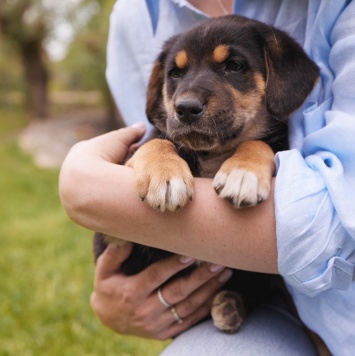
0, 0, 102, 120
55, 0, 121, 129
0, 34, 23, 108
0, 0, 49, 119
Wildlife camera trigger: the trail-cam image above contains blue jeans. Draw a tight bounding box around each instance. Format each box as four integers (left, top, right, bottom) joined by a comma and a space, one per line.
161, 304, 318, 355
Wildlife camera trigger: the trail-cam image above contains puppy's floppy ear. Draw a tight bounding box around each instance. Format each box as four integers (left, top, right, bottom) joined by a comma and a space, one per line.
146, 57, 165, 125
146, 35, 180, 126
263, 28, 319, 119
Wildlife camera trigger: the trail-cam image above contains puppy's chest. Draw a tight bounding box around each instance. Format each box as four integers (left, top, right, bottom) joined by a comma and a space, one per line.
185, 151, 233, 179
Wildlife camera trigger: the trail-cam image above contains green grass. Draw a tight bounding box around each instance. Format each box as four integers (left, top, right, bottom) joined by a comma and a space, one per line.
0, 108, 167, 355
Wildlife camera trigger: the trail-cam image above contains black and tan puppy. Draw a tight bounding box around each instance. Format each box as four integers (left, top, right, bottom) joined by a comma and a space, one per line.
95, 15, 319, 333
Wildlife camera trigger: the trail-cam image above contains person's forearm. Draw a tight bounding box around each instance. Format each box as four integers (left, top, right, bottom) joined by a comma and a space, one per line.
60, 151, 278, 273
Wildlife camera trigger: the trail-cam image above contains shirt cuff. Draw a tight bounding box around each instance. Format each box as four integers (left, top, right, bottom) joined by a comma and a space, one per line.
274, 149, 355, 297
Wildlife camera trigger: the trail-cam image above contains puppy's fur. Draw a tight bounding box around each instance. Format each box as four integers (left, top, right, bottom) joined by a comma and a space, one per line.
95, 15, 319, 333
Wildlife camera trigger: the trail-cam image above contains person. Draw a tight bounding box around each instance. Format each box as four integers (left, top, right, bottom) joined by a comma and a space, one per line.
59, 0, 355, 355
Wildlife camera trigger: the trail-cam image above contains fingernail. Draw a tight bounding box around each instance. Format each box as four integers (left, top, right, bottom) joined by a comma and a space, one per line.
110, 239, 127, 247
107, 243, 120, 250
130, 122, 146, 129
209, 264, 225, 273
218, 269, 233, 283
179, 256, 195, 264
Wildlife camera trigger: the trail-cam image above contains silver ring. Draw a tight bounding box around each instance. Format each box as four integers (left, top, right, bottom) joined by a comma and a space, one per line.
170, 306, 184, 324
157, 287, 173, 308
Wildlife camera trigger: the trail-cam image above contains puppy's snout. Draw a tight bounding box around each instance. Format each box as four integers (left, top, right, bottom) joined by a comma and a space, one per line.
175, 97, 204, 124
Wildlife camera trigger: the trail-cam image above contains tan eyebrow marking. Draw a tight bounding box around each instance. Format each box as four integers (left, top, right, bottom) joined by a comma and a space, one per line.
213, 44, 230, 63
175, 50, 188, 69
254, 72, 266, 94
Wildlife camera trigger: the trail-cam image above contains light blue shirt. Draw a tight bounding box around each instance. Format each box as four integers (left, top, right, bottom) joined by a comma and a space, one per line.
106, 1, 355, 354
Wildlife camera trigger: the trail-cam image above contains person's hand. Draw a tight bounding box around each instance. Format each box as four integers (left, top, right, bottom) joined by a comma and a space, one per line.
90, 242, 233, 340
59, 123, 147, 228
61, 122, 147, 168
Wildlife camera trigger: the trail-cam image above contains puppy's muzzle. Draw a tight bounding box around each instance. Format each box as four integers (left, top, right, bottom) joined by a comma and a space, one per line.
175, 97, 205, 125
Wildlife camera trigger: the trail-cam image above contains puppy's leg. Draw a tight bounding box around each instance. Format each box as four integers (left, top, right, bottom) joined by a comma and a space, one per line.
93, 232, 127, 262
211, 290, 247, 333
127, 139, 194, 212
213, 140, 275, 208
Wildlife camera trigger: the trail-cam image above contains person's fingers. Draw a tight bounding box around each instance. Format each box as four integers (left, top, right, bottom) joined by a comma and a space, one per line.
174, 268, 233, 318
157, 298, 215, 340
153, 268, 232, 326
139, 262, 232, 330
88, 124, 146, 163
156, 262, 231, 307
95, 242, 134, 282
62, 124, 146, 167
132, 255, 197, 296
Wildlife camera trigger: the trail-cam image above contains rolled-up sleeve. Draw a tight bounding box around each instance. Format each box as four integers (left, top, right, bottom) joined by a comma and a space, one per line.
276, 149, 355, 296
274, 0, 355, 297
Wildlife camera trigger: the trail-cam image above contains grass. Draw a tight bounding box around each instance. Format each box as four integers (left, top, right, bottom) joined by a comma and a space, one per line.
0, 108, 167, 355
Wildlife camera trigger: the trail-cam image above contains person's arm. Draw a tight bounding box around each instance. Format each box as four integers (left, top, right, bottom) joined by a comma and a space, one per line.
271, 3, 355, 354
59, 125, 278, 274
274, 1, 355, 295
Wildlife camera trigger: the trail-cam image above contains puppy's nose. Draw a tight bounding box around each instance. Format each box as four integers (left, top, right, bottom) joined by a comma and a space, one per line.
175, 98, 204, 124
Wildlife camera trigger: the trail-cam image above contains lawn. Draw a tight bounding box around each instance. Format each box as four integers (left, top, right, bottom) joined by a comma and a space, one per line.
0, 108, 167, 355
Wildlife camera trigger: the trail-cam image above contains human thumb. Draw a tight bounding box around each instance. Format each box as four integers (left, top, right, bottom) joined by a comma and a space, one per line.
96, 241, 134, 281
86, 122, 146, 163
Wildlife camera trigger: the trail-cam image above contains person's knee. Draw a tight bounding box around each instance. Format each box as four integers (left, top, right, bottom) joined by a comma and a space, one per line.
161, 305, 318, 356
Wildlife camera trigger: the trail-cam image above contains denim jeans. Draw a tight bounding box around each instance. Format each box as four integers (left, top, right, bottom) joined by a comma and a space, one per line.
161, 303, 318, 355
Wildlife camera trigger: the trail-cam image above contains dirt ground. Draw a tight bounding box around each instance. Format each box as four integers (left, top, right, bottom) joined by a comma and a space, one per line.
18, 108, 119, 169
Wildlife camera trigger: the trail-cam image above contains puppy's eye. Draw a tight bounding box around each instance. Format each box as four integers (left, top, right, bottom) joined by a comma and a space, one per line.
169, 68, 182, 79
225, 60, 244, 72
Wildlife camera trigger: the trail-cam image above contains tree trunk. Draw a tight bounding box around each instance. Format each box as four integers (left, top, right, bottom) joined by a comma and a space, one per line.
21, 40, 49, 119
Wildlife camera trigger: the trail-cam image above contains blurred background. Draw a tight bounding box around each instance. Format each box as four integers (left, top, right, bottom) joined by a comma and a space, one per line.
0, 0, 166, 354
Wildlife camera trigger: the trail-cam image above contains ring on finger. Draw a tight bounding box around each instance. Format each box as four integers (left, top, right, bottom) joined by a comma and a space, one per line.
157, 287, 173, 308
170, 306, 184, 324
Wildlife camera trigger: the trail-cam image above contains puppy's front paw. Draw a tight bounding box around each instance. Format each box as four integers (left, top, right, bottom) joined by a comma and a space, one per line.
213, 141, 275, 208
213, 167, 270, 208
127, 139, 194, 212
137, 164, 194, 212
211, 290, 247, 333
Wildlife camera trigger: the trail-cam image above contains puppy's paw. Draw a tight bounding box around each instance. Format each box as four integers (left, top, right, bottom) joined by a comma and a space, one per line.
213, 141, 275, 209
211, 290, 247, 333
213, 167, 270, 208
127, 139, 194, 212
136, 164, 194, 212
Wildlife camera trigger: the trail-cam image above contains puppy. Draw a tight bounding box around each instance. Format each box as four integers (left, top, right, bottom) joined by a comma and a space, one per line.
95, 15, 319, 333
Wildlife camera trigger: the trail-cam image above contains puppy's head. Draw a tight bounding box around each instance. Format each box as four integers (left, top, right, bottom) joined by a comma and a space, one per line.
146, 15, 319, 152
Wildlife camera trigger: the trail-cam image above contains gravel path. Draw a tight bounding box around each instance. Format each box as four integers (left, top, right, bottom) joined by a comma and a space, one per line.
18, 109, 111, 169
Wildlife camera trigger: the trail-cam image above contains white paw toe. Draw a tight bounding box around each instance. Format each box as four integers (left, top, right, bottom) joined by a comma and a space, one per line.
213, 169, 269, 208
145, 177, 193, 212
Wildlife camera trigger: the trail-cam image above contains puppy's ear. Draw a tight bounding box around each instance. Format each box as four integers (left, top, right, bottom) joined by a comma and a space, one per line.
263, 28, 319, 119
146, 57, 165, 125
146, 35, 180, 126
